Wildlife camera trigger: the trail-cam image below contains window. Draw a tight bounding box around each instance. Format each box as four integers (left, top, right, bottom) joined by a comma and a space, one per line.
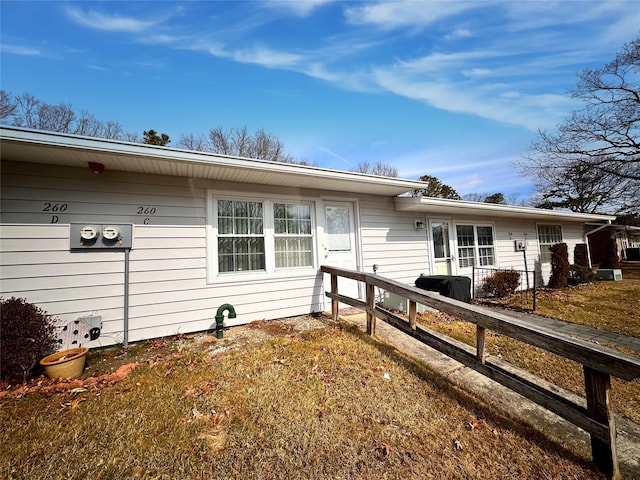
455, 224, 495, 269
537, 224, 563, 263
212, 195, 315, 278
217, 200, 265, 273
274, 203, 313, 268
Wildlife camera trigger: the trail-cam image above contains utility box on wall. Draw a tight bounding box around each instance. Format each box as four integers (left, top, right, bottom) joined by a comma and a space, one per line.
383, 291, 433, 313
70, 223, 133, 249
514, 240, 527, 251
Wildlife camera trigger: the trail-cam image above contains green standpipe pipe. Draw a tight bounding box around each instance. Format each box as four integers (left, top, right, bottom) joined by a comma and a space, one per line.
215, 304, 237, 339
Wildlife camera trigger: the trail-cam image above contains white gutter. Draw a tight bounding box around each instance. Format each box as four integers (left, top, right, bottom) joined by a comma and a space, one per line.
0, 126, 428, 196
394, 196, 616, 223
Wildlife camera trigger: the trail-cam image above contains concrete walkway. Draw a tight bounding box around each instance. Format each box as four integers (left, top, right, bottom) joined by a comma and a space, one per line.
338, 308, 640, 479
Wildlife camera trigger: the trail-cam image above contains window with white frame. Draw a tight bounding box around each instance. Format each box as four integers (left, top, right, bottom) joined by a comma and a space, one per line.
213, 196, 315, 277
455, 224, 495, 269
537, 224, 563, 263
217, 200, 265, 273
274, 203, 313, 268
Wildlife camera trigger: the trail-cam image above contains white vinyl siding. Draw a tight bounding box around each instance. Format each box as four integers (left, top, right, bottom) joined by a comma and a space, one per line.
537, 224, 563, 263
358, 195, 431, 284
1, 161, 328, 346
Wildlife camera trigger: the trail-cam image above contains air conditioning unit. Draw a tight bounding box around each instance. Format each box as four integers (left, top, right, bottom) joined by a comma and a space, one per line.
382, 292, 434, 313
594, 269, 622, 281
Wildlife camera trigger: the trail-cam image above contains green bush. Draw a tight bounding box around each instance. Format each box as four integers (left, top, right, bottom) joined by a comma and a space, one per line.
548, 243, 569, 289
1, 297, 58, 383
481, 270, 521, 298
569, 244, 593, 285
600, 238, 620, 268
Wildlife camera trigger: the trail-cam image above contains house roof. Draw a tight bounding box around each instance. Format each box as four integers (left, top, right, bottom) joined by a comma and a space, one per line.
0, 127, 428, 197
0, 127, 618, 224
395, 196, 616, 223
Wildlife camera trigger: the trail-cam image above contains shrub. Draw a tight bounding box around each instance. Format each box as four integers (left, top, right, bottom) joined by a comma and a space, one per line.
569, 244, 594, 285
600, 238, 620, 268
548, 243, 569, 289
1, 297, 58, 383
481, 270, 521, 298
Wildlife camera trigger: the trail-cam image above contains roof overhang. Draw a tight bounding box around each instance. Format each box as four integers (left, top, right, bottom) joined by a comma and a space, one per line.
0, 127, 427, 197
395, 196, 616, 223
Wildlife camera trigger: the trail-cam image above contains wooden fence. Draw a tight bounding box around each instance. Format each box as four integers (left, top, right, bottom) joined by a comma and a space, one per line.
321, 265, 640, 480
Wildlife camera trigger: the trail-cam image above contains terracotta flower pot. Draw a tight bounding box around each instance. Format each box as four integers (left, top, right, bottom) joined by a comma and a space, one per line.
40, 347, 89, 380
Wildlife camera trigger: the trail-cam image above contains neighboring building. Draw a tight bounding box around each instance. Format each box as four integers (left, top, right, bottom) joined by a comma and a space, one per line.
0, 127, 615, 346
586, 223, 640, 264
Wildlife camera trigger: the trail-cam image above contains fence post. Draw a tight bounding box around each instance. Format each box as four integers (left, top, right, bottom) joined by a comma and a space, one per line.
584, 366, 620, 479
409, 300, 417, 330
331, 274, 339, 321
476, 326, 486, 363
366, 282, 375, 336
472, 266, 476, 299
533, 271, 537, 311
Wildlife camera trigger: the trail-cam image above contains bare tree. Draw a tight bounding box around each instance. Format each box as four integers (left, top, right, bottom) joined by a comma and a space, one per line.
518, 38, 640, 214
461, 193, 487, 202
2, 90, 137, 142
201, 126, 307, 164
351, 161, 399, 177
0, 90, 17, 121
176, 133, 209, 151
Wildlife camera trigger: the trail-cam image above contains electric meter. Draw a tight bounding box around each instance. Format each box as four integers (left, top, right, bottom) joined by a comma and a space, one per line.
102, 226, 120, 241
80, 226, 98, 241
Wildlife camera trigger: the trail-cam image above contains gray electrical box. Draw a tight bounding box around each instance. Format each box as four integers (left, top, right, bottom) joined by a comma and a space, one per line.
70, 223, 133, 249
382, 291, 433, 313
514, 240, 527, 251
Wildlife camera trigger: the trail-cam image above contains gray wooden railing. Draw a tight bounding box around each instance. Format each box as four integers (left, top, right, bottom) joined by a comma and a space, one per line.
321, 265, 640, 480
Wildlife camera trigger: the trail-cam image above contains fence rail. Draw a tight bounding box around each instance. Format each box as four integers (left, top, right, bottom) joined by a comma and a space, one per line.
321, 265, 640, 480
472, 266, 537, 311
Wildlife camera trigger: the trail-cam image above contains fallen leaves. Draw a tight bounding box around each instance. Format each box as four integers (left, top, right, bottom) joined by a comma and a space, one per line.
0, 363, 138, 400
181, 382, 217, 399
466, 419, 486, 431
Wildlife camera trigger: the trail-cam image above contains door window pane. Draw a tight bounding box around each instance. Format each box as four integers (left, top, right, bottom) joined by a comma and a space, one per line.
432, 222, 450, 259
326, 207, 351, 251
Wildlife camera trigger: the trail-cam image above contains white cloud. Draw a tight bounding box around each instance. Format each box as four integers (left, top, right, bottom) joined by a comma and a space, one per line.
462, 68, 491, 77
268, 0, 336, 17
1, 44, 41, 55
445, 28, 473, 40
233, 45, 302, 68
344, 1, 484, 29
456, 174, 485, 190
65, 7, 161, 33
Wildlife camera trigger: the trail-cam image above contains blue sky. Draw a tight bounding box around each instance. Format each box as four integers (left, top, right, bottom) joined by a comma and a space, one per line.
1, 1, 637, 199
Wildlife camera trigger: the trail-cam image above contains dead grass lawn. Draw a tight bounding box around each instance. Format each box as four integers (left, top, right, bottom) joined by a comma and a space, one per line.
431, 279, 640, 424
0, 318, 603, 480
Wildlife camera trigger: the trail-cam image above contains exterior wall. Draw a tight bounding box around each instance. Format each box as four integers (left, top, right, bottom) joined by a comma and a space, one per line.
0, 158, 593, 347
420, 214, 587, 286
0, 161, 328, 346
359, 195, 431, 282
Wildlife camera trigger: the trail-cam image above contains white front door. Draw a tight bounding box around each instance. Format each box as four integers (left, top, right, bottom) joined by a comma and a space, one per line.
430, 220, 456, 275
324, 202, 360, 307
